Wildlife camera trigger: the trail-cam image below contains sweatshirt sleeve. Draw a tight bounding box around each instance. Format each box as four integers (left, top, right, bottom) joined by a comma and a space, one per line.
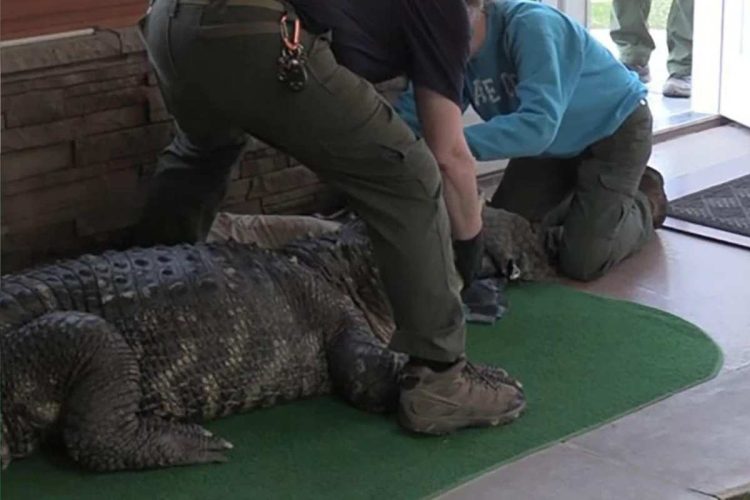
464, 10, 584, 161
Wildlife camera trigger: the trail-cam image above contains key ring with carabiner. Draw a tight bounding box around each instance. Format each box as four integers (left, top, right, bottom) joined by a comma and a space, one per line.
280, 14, 302, 53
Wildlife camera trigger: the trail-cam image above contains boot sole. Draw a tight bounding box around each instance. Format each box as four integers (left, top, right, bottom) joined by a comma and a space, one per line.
398, 398, 527, 436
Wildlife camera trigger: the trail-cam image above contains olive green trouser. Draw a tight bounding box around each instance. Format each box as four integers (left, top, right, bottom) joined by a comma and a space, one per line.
610, 0, 694, 77
490, 101, 655, 282
136, 0, 465, 362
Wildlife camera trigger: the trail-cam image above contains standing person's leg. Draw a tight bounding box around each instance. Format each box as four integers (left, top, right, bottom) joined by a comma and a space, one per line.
663, 0, 694, 97
610, 0, 655, 82
134, 3, 249, 246
141, 2, 465, 361
139, 0, 524, 432
135, 125, 248, 246
557, 101, 657, 281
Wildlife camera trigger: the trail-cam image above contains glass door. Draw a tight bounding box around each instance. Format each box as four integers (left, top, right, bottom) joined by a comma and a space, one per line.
719, 0, 750, 126
555, 0, 589, 25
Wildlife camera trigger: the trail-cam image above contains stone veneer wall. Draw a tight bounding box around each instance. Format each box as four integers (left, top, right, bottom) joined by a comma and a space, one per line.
1, 27, 362, 273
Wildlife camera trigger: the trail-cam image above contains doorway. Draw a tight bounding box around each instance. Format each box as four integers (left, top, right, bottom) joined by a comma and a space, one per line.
558, 0, 724, 133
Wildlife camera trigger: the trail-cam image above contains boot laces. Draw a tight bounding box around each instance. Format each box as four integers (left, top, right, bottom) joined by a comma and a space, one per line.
464, 361, 502, 390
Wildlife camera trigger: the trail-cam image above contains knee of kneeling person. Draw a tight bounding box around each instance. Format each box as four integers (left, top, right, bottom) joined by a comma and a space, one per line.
558, 244, 613, 282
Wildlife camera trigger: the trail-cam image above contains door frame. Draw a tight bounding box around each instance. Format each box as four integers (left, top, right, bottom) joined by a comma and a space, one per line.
718, 0, 750, 126
544, 0, 589, 25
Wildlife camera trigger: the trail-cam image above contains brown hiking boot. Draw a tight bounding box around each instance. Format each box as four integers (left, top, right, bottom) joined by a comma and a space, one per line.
639, 166, 668, 228
398, 359, 526, 435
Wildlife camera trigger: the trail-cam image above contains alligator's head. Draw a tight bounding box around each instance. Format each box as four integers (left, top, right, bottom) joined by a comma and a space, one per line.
282, 220, 396, 343
479, 206, 557, 282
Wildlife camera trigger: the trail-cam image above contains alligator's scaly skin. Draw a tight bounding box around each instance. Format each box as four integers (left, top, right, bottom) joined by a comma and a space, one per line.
480, 206, 557, 282
0, 225, 406, 471
0, 208, 546, 473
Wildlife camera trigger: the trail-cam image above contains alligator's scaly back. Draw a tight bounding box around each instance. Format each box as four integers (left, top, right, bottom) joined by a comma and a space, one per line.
0, 227, 405, 471
0, 209, 544, 472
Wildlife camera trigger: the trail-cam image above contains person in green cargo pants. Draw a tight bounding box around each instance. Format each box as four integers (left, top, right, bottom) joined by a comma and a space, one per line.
135, 0, 525, 436
611, 0, 694, 97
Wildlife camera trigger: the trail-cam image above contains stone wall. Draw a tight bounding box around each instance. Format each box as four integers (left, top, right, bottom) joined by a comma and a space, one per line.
1, 27, 345, 273
1, 0, 144, 40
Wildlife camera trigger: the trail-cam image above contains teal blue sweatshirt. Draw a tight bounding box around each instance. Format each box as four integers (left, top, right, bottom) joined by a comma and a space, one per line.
395, 0, 647, 160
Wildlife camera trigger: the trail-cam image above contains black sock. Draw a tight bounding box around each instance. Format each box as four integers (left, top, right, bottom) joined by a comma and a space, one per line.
409, 357, 456, 372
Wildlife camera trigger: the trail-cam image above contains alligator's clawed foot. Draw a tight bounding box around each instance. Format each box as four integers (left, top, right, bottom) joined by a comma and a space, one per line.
1, 438, 11, 470
146, 422, 234, 467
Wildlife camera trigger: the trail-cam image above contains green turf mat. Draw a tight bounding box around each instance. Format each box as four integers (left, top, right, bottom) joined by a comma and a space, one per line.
1, 283, 722, 500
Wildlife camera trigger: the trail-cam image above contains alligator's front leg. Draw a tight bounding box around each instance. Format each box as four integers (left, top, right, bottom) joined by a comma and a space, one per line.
326, 318, 408, 414
3, 311, 232, 471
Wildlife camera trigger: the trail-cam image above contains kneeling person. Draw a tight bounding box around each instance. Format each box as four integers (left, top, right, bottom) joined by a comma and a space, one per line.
397, 0, 668, 281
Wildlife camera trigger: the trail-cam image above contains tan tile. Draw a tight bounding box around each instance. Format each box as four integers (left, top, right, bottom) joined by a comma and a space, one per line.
438, 443, 710, 500
572, 366, 750, 495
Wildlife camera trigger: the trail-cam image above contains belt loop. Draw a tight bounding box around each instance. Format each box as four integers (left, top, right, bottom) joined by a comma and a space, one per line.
169, 0, 180, 18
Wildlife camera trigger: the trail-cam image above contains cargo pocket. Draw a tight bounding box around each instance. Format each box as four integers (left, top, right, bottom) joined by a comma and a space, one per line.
320, 137, 440, 201
319, 136, 411, 177
598, 169, 641, 198
592, 171, 634, 240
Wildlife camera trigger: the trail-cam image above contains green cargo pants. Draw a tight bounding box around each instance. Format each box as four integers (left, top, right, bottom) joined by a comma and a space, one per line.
610, 0, 694, 77
136, 0, 465, 362
489, 101, 655, 282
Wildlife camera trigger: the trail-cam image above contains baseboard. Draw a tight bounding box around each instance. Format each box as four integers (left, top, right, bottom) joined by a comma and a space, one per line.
653, 115, 728, 144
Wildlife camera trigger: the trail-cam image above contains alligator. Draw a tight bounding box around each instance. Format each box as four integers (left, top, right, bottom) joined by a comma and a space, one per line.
479, 205, 556, 282
0, 209, 541, 473
208, 207, 557, 283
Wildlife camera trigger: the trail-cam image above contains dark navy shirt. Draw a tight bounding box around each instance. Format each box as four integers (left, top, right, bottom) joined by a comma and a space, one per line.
290, 0, 471, 105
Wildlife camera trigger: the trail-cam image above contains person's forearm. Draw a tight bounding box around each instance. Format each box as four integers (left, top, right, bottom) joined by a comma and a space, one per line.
437, 155, 482, 240
412, 85, 482, 240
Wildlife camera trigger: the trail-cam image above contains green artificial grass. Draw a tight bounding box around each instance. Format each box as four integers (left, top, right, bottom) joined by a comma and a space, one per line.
1, 283, 722, 500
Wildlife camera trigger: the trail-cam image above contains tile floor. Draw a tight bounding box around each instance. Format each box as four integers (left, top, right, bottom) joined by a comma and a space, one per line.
441, 124, 750, 500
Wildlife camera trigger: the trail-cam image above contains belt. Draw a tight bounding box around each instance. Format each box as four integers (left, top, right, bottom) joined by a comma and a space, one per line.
175, 0, 285, 12
165, 0, 290, 38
